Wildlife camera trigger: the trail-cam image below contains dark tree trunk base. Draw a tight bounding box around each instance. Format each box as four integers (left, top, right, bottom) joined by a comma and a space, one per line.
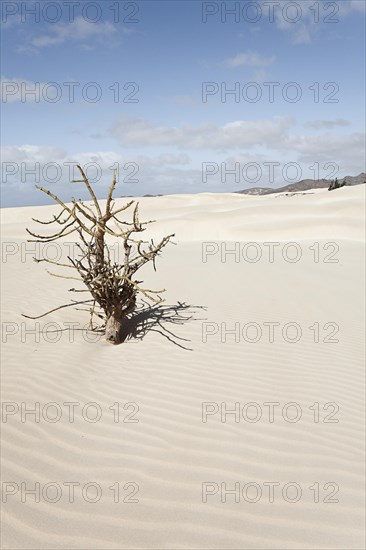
105, 312, 124, 344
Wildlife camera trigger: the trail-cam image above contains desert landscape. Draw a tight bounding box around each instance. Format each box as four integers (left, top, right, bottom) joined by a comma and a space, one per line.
2, 0, 366, 547
1, 184, 365, 549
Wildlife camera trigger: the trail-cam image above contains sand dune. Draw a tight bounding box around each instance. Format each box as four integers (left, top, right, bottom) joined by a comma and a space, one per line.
1, 185, 365, 549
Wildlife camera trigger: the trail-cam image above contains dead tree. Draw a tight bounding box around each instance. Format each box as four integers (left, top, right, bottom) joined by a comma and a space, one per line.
22, 165, 174, 344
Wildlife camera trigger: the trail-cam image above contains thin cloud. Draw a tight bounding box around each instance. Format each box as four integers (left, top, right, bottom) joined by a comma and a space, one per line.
258, 0, 365, 44
30, 17, 117, 49
109, 115, 294, 150
305, 119, 351, 129
1, 144, 67, 163
172, 95, 199, 106
0, 77, 50, 102
282, 132, 365, 166
223, 51, 275, 68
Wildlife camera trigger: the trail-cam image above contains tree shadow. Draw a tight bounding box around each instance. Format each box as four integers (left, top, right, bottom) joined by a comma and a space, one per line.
21, 300, 207, 349
119, 300, 207, 350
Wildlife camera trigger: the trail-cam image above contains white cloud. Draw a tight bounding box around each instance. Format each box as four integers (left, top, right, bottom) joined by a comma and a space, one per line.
339, 0, 366, 15
106, 115, 365, 176
292, 24, 312, 44
267, 1, 314, 43
30, 17, 117, 49
1, 144, 67, 163
135, 154, 191, 167
1, 76, 110, 103
109, 115, 294, 150
304, 119, 351, 129
224, 51, 275, 68
0, 146, 197, 205
0, 146, 191, 168
1, 140, 364, 206
258, 0, 365, 44
282, 132, 365, 167
3, 125, 364, 179
0, 77, 49, 103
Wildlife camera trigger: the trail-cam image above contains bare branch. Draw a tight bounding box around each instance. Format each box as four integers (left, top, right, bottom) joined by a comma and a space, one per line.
35, 186, 94, 236
22, 299, 93, 319
106, 169, 117, 217
111, 200, 134, 218
46, 270, 83, 281
31, 208, 69, 225
26, 219, 75, 240
33, 258, 75, 268
73, 200, 98, 225
73, 164, 102, 218
27, 227, 77, 243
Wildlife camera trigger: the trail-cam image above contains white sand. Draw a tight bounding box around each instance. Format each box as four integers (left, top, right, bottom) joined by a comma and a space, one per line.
1, 185, 365, 549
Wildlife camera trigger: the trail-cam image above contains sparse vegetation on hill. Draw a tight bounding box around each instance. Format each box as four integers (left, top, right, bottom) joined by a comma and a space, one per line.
328, 177, 347, 191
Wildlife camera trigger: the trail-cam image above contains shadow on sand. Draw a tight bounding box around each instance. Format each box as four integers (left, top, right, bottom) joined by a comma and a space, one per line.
118, 300, 207, 350
22, 300, 207, 349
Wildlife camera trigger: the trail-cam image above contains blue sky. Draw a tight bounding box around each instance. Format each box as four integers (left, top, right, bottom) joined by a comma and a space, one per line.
1, 0, 365, 206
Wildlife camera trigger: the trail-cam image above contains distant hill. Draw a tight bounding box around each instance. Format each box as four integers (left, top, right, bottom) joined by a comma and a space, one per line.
235, 172, 366, 195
